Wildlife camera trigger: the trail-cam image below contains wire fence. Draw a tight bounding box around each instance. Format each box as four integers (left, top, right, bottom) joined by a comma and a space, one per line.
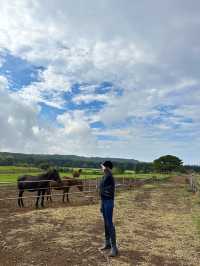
0, 174, 195, 204
0, 189, 98, 202
0, 176, 132, 184
0, 176, 134, 187
0, 177, 134, 203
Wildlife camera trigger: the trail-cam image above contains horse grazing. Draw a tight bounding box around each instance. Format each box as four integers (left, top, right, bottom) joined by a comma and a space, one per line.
47, 177, 84, 203
17, 169, 62, 208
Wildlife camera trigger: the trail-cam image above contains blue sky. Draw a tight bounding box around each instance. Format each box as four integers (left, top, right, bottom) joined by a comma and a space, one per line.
0, 0, 199, 164
0, 51, 42, 90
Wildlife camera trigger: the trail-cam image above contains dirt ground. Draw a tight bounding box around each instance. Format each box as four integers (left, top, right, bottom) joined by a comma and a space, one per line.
0, 182, 200, 266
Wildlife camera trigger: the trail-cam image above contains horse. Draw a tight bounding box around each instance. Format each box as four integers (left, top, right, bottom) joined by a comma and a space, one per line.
47, 177, 84, 203
72, 169, 82, 178
17, 169, 62, 208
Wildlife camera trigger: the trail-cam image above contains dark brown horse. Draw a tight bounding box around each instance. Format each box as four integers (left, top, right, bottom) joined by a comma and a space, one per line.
17, 169, 62, 208
47, 177, 84, 202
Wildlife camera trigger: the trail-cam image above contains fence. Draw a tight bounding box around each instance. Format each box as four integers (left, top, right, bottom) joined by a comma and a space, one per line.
0, 176, 133, 203
0, 174, 195, 204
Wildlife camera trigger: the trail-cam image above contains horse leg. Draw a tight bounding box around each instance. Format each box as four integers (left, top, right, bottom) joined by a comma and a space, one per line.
18, 190, 24, 207
62, 189, 66, 203
36, 190, 41, 208
66, 187, 70, 202
46, 188, 50, 202
47, 187, 53, 202
46, 188, 49, 201
20, 190, 24, 207
50, 193, 52, 202
18, 191, 21, 207
49, 188, 53, 202
63, 187, 70, 203
41, 189, 45, 207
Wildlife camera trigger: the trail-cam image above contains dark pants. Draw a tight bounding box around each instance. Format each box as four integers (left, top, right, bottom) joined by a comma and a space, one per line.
101, 199, 117, 248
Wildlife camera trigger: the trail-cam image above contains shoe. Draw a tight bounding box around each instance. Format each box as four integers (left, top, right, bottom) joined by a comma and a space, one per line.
109, 247, 118, 257
109, 227, 118, 257
100, 244, 111, 250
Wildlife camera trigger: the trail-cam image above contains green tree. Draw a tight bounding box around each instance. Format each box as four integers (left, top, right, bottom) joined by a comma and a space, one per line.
134, 162, 153, 174
153, 155, 183, 173
39, 162, 51, 170
113, 166, 125, 174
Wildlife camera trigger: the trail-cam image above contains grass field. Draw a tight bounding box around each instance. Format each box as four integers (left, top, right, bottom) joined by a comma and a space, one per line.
1, 182, 200, 265
0, 166, 200, 265
0, 166, 40, 172
0, 166, 171, 183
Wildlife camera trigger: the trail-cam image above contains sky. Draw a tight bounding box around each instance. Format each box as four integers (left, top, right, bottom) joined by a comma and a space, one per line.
0, 0, 199, 164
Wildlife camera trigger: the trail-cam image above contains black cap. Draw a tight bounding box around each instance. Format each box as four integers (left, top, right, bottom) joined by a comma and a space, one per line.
102, 160, 113, 169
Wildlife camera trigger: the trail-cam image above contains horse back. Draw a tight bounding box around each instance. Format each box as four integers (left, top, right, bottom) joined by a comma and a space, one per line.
63, 177, 83, 186
17, 174, 47, 190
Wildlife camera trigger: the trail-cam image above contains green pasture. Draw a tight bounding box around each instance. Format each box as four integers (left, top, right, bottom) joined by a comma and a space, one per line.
0, 166, 40, 173
0, 165, 170, 183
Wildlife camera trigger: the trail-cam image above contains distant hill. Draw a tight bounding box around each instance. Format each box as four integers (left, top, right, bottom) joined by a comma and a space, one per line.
0, 152, 139, 169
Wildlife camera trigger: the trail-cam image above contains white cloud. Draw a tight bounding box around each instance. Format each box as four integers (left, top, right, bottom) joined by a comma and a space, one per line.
15, 66, 72, 108
0, 75, 8, 90
0, 76, 100, 156
0, 75, 41, 152
0, 0, 199, 163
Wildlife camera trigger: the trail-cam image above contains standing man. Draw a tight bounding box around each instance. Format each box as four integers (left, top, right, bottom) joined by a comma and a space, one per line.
99, 161, 118, 257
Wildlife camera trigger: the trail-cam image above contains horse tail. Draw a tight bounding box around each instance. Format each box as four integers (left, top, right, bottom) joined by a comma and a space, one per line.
17, 176, 21, 190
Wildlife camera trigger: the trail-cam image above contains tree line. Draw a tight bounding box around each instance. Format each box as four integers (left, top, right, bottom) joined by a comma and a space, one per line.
0, 152, 199, 173
0, 152, 138, 170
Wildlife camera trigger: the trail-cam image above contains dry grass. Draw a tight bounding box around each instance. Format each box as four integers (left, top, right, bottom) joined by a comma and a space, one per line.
0, 183, 200, 265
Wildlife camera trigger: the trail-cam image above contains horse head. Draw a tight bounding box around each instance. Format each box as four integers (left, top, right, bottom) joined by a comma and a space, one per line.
72, 169, 82, 178
48, 169, 62, 184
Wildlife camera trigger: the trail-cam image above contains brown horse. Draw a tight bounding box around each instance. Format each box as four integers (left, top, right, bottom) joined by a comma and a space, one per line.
72, 169, 82, 178
47, 177, 84, 202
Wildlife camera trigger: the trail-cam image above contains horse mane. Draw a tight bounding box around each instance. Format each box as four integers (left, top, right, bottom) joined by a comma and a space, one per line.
42, 169, 58, 180
39, 171, 50, 180
62, 176, 83, 186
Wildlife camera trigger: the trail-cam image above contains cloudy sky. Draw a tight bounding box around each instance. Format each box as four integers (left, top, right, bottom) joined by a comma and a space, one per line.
0, 0, 199, 164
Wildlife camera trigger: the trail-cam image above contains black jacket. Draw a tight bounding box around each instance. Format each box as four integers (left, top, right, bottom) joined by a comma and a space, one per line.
100, 172, 115, 200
